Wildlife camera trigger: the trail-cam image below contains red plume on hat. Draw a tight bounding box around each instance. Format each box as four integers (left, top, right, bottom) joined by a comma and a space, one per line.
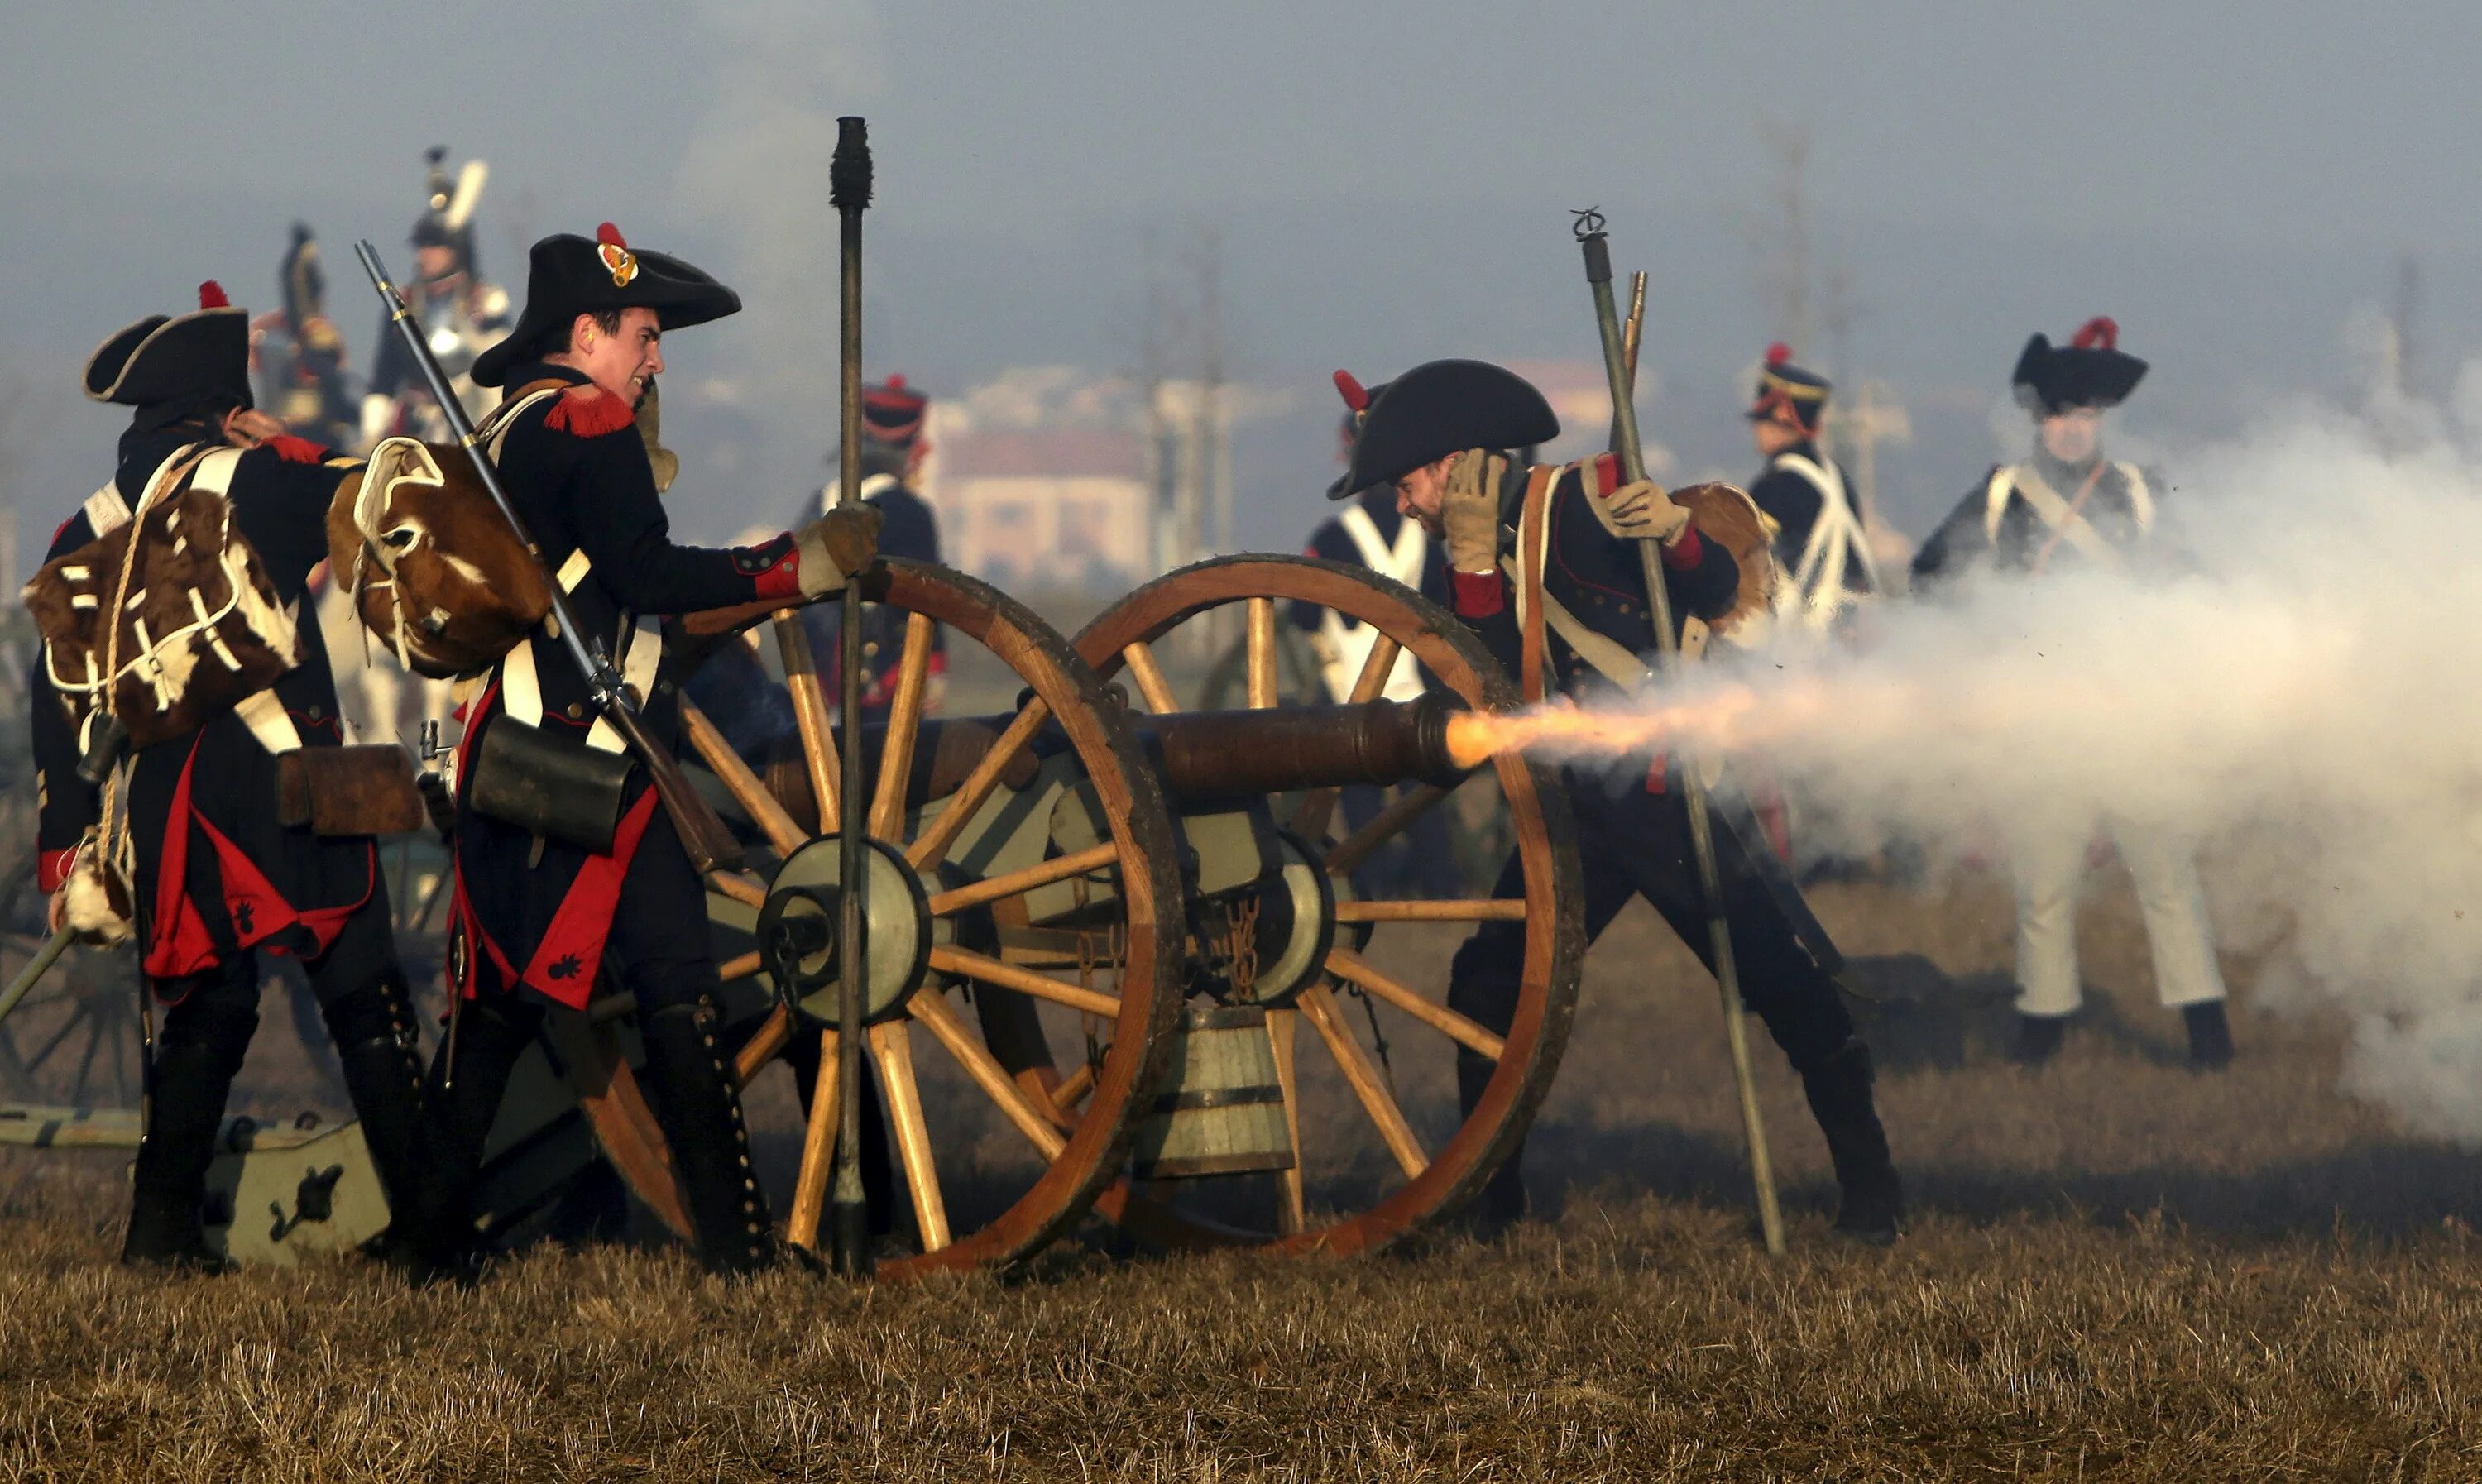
1764, 342, 1791, 367
2071, 316, 2118, 351
198, 280, 230, 310
1333, 369, 1371, 413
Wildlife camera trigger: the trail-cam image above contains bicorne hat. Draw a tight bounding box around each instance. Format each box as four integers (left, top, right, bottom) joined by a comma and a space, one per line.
471, 223, 741, 388
84, 281, 253, 409
861, 374, 930, 447
1746, 342, 1829, 427
2013, 317, 2147, 415
1330, 359, 1559, 500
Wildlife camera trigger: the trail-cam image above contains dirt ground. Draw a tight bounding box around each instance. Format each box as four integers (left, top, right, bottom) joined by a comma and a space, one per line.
4, 869, 2480, 1482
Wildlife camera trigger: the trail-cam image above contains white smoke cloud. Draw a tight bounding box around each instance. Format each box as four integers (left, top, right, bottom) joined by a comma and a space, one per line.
1522, 387, 2482, 1141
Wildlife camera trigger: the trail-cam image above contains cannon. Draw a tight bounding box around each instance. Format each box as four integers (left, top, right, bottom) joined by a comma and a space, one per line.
0, 555, 1584, 1273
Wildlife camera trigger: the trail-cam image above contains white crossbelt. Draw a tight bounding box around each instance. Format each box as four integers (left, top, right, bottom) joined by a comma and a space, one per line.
1317, 505, 1430, 702
1769, 452, 1879, 632
1984, 460, 2154, 567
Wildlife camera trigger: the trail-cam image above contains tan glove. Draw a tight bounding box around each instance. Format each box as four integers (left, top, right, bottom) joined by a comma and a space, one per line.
796, 503, 886, 597
1442, 450, 1507, 573
1588, 477, 1692, 544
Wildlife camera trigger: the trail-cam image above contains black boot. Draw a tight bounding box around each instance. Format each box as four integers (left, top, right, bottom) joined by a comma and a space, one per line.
2184, 1002, 2235, 1070
395, 995, 536, 1282
122, 974, 257, 1272
2011, 1012, 2068, 1068
1455, 1047, 1526, 1233
320, 976, 430, 1233
638, 999, 775, 1276
1800, 1038, 1903, 1246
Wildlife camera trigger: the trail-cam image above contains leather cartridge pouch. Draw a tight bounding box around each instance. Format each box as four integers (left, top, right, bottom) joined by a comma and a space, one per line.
467, 718, 635, 854
276, 745, 429, 837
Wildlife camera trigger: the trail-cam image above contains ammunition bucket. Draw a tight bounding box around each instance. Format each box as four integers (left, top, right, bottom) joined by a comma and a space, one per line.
1129, 1003, 1296, 1179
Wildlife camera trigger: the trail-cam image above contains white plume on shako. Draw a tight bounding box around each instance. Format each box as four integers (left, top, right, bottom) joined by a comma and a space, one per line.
1446, 391, 2482, 1142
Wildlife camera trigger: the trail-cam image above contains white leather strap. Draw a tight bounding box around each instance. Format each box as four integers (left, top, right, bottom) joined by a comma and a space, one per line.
1770, 452, 1879, 629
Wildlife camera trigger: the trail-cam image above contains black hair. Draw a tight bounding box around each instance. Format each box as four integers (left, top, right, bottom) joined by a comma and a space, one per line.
529, 305, 625, 362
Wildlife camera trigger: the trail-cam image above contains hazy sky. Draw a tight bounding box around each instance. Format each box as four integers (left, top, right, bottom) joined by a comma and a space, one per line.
7, 1, 2476, 549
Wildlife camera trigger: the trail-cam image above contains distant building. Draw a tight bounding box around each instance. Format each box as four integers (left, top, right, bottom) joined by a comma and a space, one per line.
926, 426, 1152, 591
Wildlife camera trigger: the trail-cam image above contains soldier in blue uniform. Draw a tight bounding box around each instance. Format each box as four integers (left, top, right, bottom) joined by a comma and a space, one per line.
400, 224, 883, 1276
793, 373, 946, 725
1913, 319, 2234, 1069
1340, 359, 1903, 1242
1743, 345, 1879, 636
31, 282, 429, 1268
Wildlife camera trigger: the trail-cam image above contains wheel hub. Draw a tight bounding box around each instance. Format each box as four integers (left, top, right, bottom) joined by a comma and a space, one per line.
759, 834, 933, 1026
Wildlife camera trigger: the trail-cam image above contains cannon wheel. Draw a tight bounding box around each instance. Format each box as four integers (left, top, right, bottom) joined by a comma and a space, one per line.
1074, 555, 1584, 1257
678, 558, 1185, 1277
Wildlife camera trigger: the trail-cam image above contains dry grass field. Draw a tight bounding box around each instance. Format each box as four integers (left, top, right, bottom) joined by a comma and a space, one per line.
5, 869, 2481, 1481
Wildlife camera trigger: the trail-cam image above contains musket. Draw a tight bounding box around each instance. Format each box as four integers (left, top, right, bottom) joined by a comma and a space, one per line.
1572, 210, 1785, 1257
827, 115, 874, 1281
352, 242, 744, 876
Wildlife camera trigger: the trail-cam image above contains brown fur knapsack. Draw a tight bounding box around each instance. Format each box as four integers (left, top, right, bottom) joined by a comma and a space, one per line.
327, 436, 552, 678
24, 444, 301, 753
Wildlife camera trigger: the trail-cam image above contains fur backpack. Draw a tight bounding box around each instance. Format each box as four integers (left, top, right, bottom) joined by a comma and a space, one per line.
24, 444, 301, 759
328, 435, 553, 679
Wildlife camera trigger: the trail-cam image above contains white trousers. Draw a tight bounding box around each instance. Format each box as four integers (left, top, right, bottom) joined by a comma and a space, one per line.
2008, 819, 2227, 1017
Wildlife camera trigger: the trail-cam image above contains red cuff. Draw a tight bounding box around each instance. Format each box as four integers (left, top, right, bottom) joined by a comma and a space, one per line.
267, 434, 333, 464
1449, 570, 1507, 618
1660, 524, 1703, 570
37, 849, 74, 895
750, 544, 803, 603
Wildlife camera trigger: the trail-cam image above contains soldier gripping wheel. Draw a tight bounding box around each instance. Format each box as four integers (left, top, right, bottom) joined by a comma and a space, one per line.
23, 281, 431, 1270
379, 224, 884, 1279
1339, 351, 1905, 1246
1912, 318, 2235, 1070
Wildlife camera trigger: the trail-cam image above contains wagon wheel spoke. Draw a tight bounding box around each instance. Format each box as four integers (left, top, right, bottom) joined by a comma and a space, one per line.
1290, 633, 1402, 840
1046, 1059, 1098, 1113
1265, 1006, 1307, 1235
69, 1012, 106, 1104
869, 611, 939, 842
1321, 783, 1450, 878
707, 872, 769, 911
731, 1004, 792, 1087
922, 842, 1119, 918
909, 989, 1067, 1161
1246, 597, 1278, 709
773, 609, 843, 833
908, 696, 1051, 870
1325, 948, 1504, 1061
1333, 900, 1528, 923
1299, 982, 1428, 1180
786, 1029, 840, 1253
1119, 641, 1181, 714
681, 696, 807, 858
867, 1018, 951, 1251
926, 946, 1119, 1019
716, 950, 763, 982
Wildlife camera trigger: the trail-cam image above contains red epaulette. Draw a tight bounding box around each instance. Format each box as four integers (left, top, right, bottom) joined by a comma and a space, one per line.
544, 384, 635, 438
1588, 452, 1622, 489
266, 434, 332, 464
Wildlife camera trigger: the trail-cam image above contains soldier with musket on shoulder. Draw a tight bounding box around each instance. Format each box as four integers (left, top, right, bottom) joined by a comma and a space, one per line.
1339, 359, 1904, 1243
26, 283, 429, 1269
398, 225, 883, 1278
1912, 319, 2235, 1070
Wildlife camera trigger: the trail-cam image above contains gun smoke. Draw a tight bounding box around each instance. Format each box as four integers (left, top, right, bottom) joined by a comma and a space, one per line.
1493, 395, 2482, 1142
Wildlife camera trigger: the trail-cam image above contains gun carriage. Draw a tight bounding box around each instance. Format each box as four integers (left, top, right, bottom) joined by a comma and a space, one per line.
0, 552, 1584, 1273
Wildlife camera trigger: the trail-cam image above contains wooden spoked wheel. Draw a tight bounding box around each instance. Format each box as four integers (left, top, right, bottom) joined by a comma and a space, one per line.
677, 559, 1185, 1277
1074, 556, 1584, 1257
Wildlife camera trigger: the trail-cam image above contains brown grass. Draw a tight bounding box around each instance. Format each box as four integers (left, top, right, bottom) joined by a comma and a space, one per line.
6, 871, 2482, 1481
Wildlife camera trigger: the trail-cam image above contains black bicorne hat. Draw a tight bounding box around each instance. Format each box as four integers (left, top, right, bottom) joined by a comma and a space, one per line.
1330, 359, 1558, 500
861, 374, 930, 447
2013, 317, 2147, 414
1746, 342, 1829, 427
471, 223, 741, 387
83, 281, 253, 409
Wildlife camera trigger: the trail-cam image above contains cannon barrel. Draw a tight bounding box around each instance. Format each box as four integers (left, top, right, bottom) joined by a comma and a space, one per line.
1133, 692, 1468, 800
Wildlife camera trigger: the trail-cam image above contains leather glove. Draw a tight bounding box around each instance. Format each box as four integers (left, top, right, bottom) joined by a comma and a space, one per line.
1588, 477, 1692, 544
1442, 450, 1507, 573
795, 504, 886, 598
